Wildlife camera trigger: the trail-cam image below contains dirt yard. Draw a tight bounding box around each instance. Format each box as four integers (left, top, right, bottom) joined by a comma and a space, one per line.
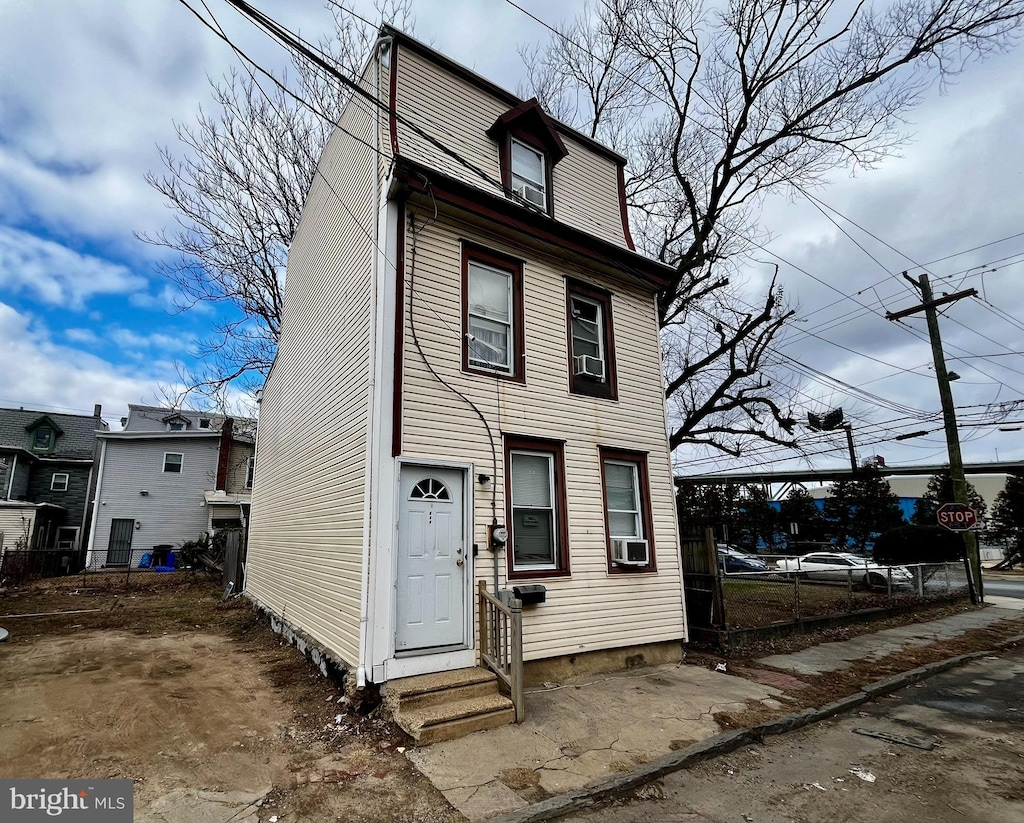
1, 573, 1019, 823
0, 574, 462, 823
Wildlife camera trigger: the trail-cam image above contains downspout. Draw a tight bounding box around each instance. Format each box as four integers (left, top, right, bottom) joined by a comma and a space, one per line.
6, 454, 17, 499
84, 439, 107, 567
356, 34, 393, 690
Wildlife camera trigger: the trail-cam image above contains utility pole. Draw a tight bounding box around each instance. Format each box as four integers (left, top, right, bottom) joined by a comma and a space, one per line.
887, 274, 982, 603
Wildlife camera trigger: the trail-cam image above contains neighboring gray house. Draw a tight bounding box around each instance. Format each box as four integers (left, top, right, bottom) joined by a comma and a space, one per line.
85, 405, 255, 568
0, 404, 107, 559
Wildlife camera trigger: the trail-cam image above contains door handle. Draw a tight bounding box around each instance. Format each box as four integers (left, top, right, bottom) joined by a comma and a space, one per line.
456, 558, 465, 567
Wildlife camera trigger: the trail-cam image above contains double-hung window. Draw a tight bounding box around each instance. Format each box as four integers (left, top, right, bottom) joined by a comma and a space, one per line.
245, 457, 255, 489
510, 138, 547, 210
51, 473, 69, 492
163, 453, 184, 473
506, 436, 569, 578
600, 447, 656, 572
463, 245, 524, 380
567, 280, 616, 399
605, 461, 641, 540
33, 428, 54, 451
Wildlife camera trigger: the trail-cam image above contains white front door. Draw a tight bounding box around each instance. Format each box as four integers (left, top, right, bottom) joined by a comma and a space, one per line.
396, 466, 466, 653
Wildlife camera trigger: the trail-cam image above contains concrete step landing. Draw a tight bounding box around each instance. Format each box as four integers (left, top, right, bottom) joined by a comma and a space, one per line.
387, 667, 515, 745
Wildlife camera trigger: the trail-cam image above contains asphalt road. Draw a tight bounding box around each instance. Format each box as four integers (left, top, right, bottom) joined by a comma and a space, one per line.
567, 647, 1024, 823
982, 576, 1024, 599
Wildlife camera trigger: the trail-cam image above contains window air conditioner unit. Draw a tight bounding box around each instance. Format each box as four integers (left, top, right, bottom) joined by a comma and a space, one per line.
573, 354, 605, 380
611, 538, 649, 566
514, 183, 545, 208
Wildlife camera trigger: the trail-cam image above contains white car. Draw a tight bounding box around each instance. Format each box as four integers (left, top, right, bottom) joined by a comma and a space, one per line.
775, 551, 912, 587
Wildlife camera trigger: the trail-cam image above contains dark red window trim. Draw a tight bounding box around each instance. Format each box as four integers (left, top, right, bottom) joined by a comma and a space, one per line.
566, 278, 618, 401
392, 200, 406, 457
461, 242, 526, 383
599, 447, 657, 574
616, 163, 635, 250
505, 435, 571, 580
497, 134, 555, 216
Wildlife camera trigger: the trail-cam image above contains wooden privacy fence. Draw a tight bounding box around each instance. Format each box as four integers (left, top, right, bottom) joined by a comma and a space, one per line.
477, 581, 524, 722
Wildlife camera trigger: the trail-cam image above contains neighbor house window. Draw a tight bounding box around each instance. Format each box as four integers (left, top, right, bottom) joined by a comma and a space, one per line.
245, 457, 255, 489
600, 447, 656, 573
33, 428, 54, 451
51, 473, 69, 492
168, 422, 185, 431
510, 138, 546, 210
199, 418, 211, 429
463, 244, 525, 380
505, 436, 569, 578
567, 280, 617, 400
163, 453, 184, 473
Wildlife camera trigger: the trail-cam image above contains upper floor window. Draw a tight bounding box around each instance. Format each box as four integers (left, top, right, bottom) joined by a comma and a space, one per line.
51, 473, 69, 492
487, 99, 568, 218
168, 422, 185, 431
506, 436, 570, 579
163, 453, 184, 473
245, 457, 255, 489
33, 428, 55, 451
510, 139, 546, 210
567, 280, 617, 400
462, 244, 525, 381
199, 418, 211, 429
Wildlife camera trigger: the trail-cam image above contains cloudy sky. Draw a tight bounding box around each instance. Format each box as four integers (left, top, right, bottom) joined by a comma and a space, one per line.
1, 1, 1022, 473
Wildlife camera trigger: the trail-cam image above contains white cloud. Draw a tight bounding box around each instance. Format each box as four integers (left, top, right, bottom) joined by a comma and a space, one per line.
0, 226, 146, 309
107, 328, 183, 351
65, 328, 100, 344
0, 302, 172, 419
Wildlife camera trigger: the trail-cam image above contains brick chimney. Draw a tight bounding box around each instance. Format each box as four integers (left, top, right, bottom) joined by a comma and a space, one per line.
216, 418, 234, 491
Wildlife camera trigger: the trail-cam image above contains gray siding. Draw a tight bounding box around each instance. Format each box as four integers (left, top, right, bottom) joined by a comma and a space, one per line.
88, 436, 220, 567
26, 462, 92, 529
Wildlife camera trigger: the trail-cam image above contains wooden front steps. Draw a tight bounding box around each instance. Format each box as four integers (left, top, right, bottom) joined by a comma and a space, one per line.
385, 667, 515, 745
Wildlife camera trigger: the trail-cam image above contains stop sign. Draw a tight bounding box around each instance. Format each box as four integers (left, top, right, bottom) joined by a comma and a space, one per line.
937, 502, 978, 531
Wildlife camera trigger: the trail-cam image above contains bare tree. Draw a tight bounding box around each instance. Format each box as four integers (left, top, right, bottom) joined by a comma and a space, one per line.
521, 0, 1024, 458
140, 0, 413, 399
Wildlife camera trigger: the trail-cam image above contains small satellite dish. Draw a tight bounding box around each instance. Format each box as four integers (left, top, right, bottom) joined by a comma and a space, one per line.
0, 627, 8, 643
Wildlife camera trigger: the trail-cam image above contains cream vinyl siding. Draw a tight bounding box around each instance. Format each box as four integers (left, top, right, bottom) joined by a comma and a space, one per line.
0, 507, 35, 550
244, 63, 381, 668
392, 46, 630, 249
400, 216, 685, 661
224, 441, 255, 494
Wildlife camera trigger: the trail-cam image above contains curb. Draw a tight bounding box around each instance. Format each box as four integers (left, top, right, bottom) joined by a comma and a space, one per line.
487, 633, 1024, 823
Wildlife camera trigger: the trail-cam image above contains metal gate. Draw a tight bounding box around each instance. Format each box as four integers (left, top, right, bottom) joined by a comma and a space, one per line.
106, 518, 135, 566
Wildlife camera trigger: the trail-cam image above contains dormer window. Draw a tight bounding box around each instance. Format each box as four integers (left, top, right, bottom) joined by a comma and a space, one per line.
26, 415, 63, 452
33, 428, 55, 451
162, 413, 190, 431
511, 139, 546, 209
487, 98, 568, 218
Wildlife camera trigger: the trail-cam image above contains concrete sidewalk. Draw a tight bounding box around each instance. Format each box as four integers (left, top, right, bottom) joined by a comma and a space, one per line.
408, 602, 1024, 822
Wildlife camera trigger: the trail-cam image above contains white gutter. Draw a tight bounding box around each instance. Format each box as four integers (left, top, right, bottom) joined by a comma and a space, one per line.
356, 35, 392, 690
84, 439, 107, 567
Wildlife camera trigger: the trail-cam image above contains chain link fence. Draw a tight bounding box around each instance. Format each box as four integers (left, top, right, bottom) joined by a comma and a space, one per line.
686, 560, 970, 633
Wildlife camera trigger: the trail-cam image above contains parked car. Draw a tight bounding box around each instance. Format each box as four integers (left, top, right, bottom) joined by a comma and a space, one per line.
717, 545, 770, 573
774, 551, 912, 587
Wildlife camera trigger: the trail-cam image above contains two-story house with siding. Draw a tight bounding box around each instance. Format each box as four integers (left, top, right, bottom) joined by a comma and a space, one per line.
0, 405, 107, 565
245, 27, 687, 734
85, 405, 254, 569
